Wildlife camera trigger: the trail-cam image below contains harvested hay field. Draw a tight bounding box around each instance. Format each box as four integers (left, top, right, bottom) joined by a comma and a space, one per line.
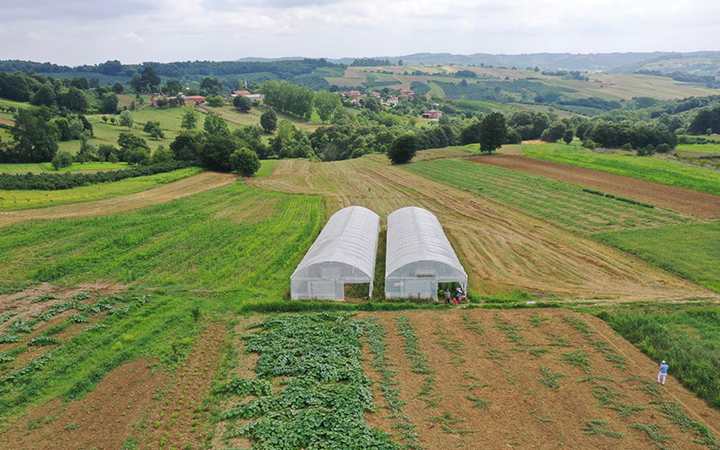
359, 309, 720, 450
0, 171, 236, 227
473, 154, 720, 219
250, 157, 712, 301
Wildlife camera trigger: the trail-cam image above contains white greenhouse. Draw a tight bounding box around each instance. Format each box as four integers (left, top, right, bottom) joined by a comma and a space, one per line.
290, 206, 380, 300
385, 206, 468, 300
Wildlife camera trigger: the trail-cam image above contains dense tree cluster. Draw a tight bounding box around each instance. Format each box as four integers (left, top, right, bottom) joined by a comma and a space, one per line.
261, 81, 316, 120
170, 114, 261, 175
688, 105, 720, 134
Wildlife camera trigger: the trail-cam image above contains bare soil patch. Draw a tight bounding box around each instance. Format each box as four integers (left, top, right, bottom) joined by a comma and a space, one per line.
251, 157, 712, 301
0, 171, 236, 227
473, 154, 720, 219
138, 323, 227, 450
2, 359, 165, 450
361, 309, 720, 449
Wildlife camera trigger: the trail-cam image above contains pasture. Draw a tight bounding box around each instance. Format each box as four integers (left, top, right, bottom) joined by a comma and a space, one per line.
522, 143, 720, 196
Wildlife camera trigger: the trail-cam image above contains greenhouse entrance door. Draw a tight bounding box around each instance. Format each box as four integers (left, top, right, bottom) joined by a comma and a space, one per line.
309, 280, 338, 299
403, 279, 435, 299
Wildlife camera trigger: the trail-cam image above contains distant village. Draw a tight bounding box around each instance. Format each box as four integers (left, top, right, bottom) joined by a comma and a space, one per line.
150, 85, 442, 120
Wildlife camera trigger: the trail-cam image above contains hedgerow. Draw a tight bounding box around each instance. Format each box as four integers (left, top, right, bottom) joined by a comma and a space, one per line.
220, 313, 398, 449
0, 161, 194, 190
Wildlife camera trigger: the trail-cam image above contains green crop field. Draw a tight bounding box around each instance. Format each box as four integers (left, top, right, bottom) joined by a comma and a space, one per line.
523, 143, 720, 196
0, 167, 200, 210
0, 184, 324, 421
0, 182, 323, 296
595, 221, 720, 293
405, 158, 689, 234
0, 162, 128, 174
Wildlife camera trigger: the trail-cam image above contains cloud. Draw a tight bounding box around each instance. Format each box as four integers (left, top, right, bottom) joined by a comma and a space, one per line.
1, 0, 157, 20
0, 0, 717, 65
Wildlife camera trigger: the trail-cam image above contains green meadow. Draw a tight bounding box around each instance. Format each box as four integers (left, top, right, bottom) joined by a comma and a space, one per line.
522, 143, 720, 196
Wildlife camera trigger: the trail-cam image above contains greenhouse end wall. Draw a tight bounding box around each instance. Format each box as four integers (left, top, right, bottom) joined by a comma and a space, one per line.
385, 207, 468, 300
291, 206, 380, 300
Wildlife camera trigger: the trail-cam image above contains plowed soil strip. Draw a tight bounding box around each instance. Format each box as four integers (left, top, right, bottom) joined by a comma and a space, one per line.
251, 157, 712, 301
139, 323, 227, 449
362, 310, 720, 449
472, 154, 720, 219
0, 171, 237, 227
3, 359, 165, 450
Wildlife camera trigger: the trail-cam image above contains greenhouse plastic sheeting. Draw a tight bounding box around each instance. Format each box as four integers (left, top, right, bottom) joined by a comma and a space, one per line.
291, 206, 380, 300
385, 206, 468, 300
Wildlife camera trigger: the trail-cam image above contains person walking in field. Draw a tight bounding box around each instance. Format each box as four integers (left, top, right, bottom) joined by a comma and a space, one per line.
657, 360, 669, 385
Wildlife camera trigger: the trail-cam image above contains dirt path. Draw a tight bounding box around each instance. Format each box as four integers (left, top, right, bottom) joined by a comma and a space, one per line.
472, 154, 720, 219
3, 359, 166, 450
0, 172, 236, 227
251, 157, 713, 302
360, 310, 720, 449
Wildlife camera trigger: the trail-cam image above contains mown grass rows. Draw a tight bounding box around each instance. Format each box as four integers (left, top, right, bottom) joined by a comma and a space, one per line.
217, 313, 398, 450
406, 158, 688, 234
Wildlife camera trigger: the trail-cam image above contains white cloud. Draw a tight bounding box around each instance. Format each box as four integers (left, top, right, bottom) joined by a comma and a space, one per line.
0, 0, 717, 65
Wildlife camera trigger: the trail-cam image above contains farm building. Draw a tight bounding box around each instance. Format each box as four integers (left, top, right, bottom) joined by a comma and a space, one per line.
290, 206, 380, 300
385, 206, 468, 300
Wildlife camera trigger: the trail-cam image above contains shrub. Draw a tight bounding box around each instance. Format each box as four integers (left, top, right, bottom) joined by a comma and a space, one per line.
230, 147, 260, 176
582, 139, 598, 150
206, 96, 224, 107
51, 150, 74, 170
387, 134, 417, 164
233, 95, 252, 113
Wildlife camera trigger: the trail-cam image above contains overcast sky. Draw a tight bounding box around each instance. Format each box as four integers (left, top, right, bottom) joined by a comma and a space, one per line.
1, 0, 718, 65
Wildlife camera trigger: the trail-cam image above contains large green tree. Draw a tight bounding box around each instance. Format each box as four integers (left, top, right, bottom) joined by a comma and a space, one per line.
10, 108, 59, 162
479, 112, 506, 154
260, 109, 278, 133
314, 91, 341, 122
387, 134, 417, 164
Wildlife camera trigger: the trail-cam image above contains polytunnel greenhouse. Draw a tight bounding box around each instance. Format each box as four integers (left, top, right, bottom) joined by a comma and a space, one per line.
385, 206, 468, 300
290, 206, 380, 300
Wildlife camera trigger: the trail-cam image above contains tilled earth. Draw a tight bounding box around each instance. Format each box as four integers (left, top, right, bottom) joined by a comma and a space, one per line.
359, 309, 720, 449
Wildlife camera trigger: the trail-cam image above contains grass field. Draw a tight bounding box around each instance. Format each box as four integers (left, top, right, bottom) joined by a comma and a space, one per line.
522, 143, 720, 196
406, 158, 689, 234
595, 221, 720, 293
597, 305, 720, 410
676, 143, 720, 156
0, 162, 128, 174
0, 167, 200, 211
